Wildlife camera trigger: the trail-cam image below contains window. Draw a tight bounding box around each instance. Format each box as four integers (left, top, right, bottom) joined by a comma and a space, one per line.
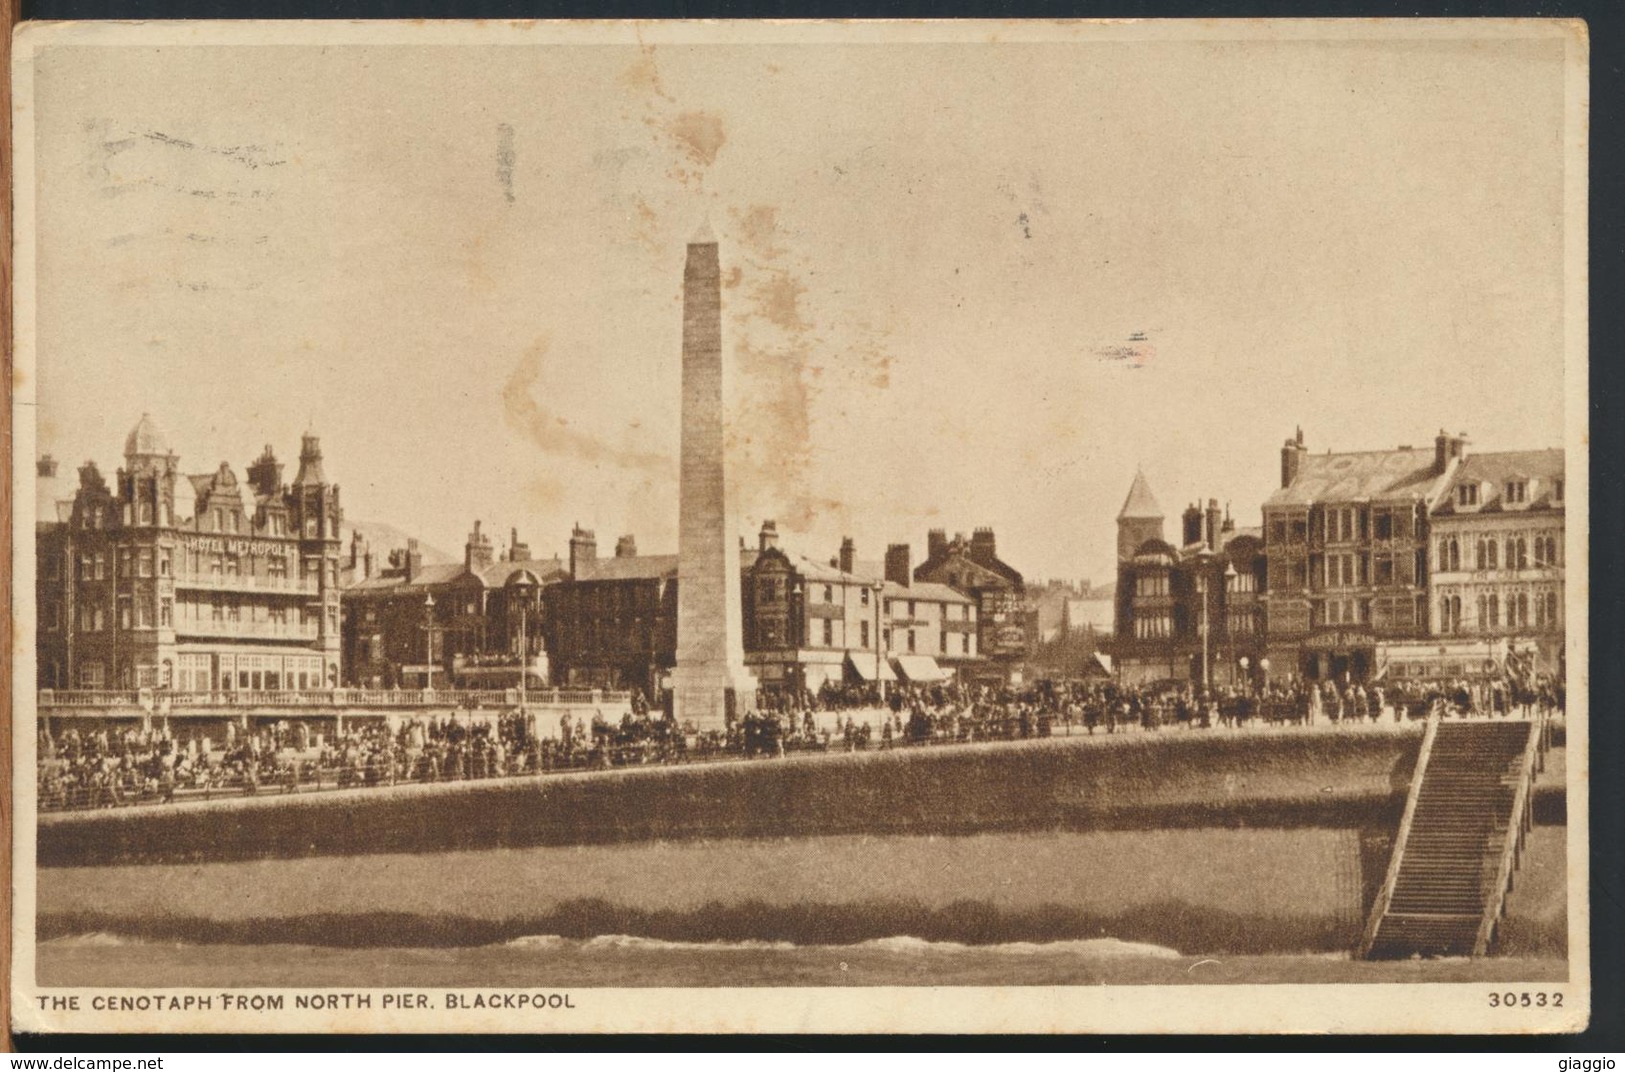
138, 550, 153, 578
1555, 480, 1564, 502
1487, 540, 1499, 570
225, 554, 240, 577
907, 600, 917, 618
160, 549, 171, 576
1514, 539, 1529, 569
961, 633, 971, 654
1374, 555, 1394, 585
822, 585, 833, 603
822, 618, 833, 647
94, 553, 107, 580
1458, 484, 1480, 507
78, 662, 104, 688
1374, 512, 1392, 540
906, 629, 916, 653
136, 600, 152, 628
1506, 481, 1527, 504
43, 604, 57, 631
860, 588, 870, 607
138, 501, 152, 524
940, 630, 948, 653
118, 597, 132, 630
160, 598, 172, 627
1291, 519, 1308, 542
860, 621, 870, 648
1270, 520, 1287, 544
1233, 571, 1256, 593
1136, 573, 1169, 597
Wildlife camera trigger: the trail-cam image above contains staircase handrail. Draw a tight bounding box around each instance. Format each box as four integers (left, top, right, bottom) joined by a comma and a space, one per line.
1474, 710, 1544, 956
1357, 709, 1440, 958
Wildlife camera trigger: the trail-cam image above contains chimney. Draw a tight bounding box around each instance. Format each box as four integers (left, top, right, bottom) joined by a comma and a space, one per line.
362, 548, 373, 581
350, 529, 364, 569
970, 528, 997, 566
247, 445, 283, 499
569, 524, 597, 580
758, 520, 779, 552
615, 534, 638, 558
509, 527, 532, 562
1281, 427, 1307, 489
406, 538, 423, 583
1434, 429, 1470, 475
465, 520, 495, 572
839, 536, 856, 575
927, 529, 948, 561
37, 454, 58, 479
1221, 504, 1236, 535
885, 543, 912, 587
1205, 498, 1223, 550
1182, 503, 1203, 547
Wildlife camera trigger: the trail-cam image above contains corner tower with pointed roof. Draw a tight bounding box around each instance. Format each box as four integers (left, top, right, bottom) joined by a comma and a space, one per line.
1117, 468, 1166, 563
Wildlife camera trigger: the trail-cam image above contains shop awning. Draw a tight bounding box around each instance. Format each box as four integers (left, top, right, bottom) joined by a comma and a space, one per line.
894, 655, 949, 683
847, 653, 898, 682
1093, 652, 1114, 676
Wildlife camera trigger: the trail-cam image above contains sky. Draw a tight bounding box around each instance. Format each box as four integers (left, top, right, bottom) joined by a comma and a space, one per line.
21, 24, 1576, 586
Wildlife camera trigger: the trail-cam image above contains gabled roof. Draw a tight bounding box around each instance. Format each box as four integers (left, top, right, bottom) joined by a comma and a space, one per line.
882, 580, 974, 605
1432, 449, 1565, 516
1265, 448, 1449, 508
577, 554, 679, 583
1118, 469, 1163, 520
478, 557, 569, 587
344, 562, 468, 594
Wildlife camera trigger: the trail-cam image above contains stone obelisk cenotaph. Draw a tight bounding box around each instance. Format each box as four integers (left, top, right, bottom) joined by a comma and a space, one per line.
670, 224, 756, 733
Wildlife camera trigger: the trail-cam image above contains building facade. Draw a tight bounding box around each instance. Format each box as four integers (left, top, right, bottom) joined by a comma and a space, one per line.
37, 416, 343, 693
340, 522, 563, 689
1260, 428, 1453, 682
1404, 447, 1566, 678
911, 527, 1025, 683
1110, 474, 1267, 688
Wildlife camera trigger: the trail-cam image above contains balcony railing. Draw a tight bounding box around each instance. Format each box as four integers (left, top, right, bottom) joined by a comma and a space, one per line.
173, 573, 320, 595
173, 621, 321, 641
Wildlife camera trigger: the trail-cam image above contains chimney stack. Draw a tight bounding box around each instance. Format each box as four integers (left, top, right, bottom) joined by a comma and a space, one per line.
1182, 504, 1202, 547
1434, 429, 1470, 475
405, 538, 423, 583
970, 527, 997, 566
838, 536, 856, 575
1281, 426, 1307, 489
885, 543, 912, 587
569, 524, 597, 580
509, 527, 532, 561
465, 520, 495, 572
1205, 498, 1223, 550
615, 534, 638, 559
927, 528, 947, 561
758, 520, 779, 552
37, 454, 58, 478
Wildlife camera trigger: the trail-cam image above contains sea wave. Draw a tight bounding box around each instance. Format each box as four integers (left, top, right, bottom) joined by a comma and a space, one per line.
498, 934, 1181, 958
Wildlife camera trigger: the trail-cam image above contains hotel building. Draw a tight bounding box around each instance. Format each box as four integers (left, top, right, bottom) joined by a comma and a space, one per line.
36, 415, 344, 693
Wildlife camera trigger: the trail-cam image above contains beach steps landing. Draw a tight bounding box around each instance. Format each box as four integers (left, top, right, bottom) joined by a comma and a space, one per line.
1361, 718, 1540, 959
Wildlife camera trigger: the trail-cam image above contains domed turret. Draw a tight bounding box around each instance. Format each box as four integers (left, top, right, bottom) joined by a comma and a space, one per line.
124, 413, 171, 460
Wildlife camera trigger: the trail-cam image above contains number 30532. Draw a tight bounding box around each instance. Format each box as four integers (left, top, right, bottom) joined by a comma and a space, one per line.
1489, 992, 1562, 1007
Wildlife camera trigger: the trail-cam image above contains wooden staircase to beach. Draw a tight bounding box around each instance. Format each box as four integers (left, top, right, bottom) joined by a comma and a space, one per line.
1358, 715, 1545, 959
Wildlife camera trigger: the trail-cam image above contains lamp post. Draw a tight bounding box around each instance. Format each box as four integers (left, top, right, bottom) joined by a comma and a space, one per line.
512, 573, 537, 699
1196, 552, 1213, 691
1222, 560, 1237, 686
873, 580, 886, 704
421, 591, 436, 691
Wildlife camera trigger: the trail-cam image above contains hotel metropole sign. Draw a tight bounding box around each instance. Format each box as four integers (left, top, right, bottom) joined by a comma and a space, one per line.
1303, 630, 1378, 651
179, 533, 292, 558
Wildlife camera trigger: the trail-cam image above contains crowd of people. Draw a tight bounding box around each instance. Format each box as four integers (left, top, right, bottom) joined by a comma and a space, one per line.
38, 669, 1563, 812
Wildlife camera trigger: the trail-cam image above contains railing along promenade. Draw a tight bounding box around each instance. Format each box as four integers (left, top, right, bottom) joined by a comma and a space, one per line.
38, 687, 629, 715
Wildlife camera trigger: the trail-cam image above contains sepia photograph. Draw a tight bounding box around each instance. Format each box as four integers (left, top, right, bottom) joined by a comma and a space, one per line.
8, 18, 1590, 1034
